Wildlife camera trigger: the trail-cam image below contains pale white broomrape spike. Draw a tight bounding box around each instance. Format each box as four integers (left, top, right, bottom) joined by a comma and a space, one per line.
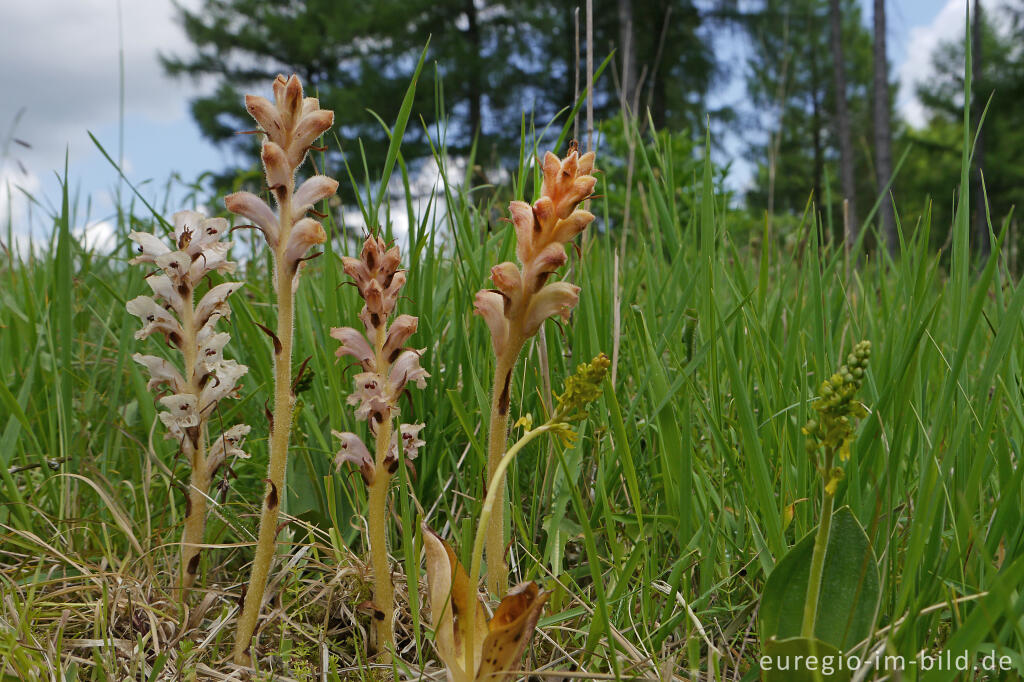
228, 74, 337, 666
329, 235, 428, 662
126, 210, 249, 595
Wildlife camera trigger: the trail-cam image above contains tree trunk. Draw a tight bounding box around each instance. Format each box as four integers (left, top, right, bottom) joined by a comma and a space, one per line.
874, 0, 897, 254
972, 0, 990, 257
809, 17, 823, 214
618, 0, 637, 112
465, 0, 482, 142
829, 0, 859, 246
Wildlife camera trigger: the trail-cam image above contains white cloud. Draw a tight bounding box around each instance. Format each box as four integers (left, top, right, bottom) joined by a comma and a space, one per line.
898, 0, 967, 128
897, 0, 1015, 128
1, 0, 205, 173
75, 219, 117, 252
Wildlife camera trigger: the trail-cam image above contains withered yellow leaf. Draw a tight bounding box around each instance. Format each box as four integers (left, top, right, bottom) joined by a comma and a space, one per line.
475, 581, 549, 682
423, 525, 489, 682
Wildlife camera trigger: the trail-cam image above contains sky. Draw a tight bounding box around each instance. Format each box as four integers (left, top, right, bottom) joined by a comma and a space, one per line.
0, 0, 974, 249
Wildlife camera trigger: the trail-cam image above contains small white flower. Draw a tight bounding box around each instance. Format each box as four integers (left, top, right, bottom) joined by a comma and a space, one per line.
155, 251, 192, 285
128, 231, 172, 265
197, 329, 232, 372
132, 353, 186, 393
158, 393, 200, 439
393, 423, 426, 460
189, 240, 236, 281
332, 430, 375, 485
347, 372, 389, 422
144, 274, 183, 314
382, 315, 418, 363
330, 326, 376, 371
126, 296, 183, 345
389, 349, 429, 395
207, 423, 252, 474
199, 360, 248, 410
195, 282, 243, 328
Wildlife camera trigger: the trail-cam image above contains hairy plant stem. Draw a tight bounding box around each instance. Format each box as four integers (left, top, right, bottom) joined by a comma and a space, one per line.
801, 449, 835, 639
368, 323, 395, 661
485, 340, 523, 597
470, 420, 556, 670
179, 289, 209, 594
233, 192, 295, 665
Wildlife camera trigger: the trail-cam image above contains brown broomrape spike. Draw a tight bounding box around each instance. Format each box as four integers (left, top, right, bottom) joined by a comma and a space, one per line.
329, 235, 428, 662
229, 73, 338, 668
473, 147, 597, 598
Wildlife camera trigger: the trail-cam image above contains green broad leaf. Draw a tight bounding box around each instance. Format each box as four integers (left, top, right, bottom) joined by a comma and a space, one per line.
759, 506, 880, 652
761, 636, 851, 682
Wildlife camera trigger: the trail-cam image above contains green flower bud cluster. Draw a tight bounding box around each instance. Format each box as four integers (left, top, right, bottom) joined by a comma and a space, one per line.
803, 340, 871, 463
556, 353, 611, 419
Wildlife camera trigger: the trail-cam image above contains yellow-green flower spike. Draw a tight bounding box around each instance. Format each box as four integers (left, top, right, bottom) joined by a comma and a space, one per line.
804, 340, 872, 463
555, 353, 611, 419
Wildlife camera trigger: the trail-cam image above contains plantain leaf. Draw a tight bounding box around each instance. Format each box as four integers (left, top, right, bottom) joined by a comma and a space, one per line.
759, 506, 880, 651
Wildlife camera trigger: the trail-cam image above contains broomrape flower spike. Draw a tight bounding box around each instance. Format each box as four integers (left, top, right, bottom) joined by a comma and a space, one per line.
475, 146, 597, 597
330, 235, 428, 662
126, 210, 249, 595
227, 74, 337, 665
800, 340, 871, 641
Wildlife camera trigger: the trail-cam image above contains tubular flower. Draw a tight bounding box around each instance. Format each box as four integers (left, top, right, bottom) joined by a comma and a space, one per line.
228, 75, 338, 664
475, 146, 596, 597
126, 210, 249, 593
329, 235, 428, 661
